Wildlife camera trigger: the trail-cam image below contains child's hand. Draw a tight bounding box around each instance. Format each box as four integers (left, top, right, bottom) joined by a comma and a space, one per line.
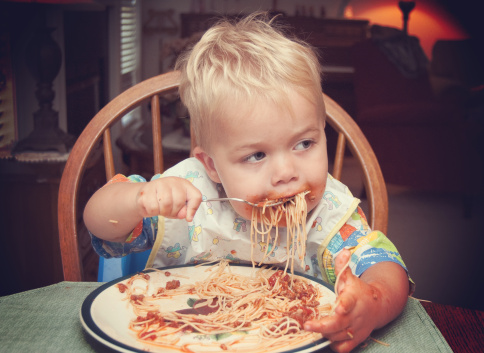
304, 249, 382, 352
136, 177, 202, 222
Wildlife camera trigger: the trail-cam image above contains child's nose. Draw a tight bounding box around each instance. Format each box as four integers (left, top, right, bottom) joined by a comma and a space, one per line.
271, 155, 298, 185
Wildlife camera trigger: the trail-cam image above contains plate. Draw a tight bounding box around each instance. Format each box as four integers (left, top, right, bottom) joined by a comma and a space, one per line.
81, 262, 335, 353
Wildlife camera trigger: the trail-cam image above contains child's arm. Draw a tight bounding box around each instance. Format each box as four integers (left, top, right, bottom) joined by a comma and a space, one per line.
304, 249, 409, 353
83, 176, 202, 243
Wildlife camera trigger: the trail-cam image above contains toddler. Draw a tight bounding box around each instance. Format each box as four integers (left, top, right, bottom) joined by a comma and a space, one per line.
84, 12, 411, 352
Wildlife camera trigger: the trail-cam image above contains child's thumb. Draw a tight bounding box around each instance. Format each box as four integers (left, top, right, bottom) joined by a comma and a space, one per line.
334, 248, 351, 276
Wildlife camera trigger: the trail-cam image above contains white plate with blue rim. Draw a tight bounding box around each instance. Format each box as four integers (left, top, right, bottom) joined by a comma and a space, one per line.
80, 262, 335, 353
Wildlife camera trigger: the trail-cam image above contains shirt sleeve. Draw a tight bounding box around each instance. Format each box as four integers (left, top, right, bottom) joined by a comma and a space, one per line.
89, 173, 160, 259
322, 206, 414, 292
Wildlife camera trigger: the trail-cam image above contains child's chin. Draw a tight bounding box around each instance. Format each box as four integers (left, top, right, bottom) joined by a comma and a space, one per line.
253, 210, 289, 228
274, 218, 288, 228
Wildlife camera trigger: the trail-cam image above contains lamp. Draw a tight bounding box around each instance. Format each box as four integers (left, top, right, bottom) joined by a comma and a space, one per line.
398, 1, 416, 35
13, 27, 74, 155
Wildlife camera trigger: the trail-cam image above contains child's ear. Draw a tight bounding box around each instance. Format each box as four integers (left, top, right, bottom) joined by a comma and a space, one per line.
193, 146, 222, 183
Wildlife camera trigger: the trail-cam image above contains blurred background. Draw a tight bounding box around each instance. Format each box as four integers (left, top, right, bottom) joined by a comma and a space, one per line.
1, 0, 483, 312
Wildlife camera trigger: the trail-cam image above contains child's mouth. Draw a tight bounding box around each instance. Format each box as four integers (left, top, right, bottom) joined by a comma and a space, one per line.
256, 190, 311, 208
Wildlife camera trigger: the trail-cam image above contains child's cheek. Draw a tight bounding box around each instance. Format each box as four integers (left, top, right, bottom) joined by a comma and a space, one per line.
307, 183, 326, 212
230, 201, 253, 221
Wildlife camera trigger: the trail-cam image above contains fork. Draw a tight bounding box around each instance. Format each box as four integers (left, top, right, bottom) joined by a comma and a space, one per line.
204, 196, 294, 207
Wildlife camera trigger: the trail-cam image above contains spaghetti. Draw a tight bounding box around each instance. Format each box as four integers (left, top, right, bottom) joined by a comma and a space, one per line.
251, 191, 310, 274
116, 260, 333, 352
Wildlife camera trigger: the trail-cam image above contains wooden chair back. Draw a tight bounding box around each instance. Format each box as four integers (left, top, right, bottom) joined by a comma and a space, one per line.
58, 70, 388, 281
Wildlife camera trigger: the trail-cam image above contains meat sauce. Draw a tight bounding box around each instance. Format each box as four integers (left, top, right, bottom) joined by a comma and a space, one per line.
267, 270, 320, 333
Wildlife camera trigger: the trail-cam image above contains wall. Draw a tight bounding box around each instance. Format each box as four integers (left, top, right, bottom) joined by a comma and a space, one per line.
346, 0, 470, 59
139, 0, 474, 80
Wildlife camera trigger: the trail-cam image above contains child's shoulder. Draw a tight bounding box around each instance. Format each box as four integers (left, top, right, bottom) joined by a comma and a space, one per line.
160, 157, 218, 194
325, 173, 353, 197
162, 157, 207, 177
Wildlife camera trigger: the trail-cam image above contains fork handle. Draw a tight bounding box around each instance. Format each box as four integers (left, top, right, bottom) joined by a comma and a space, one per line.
204, 197, 242, 202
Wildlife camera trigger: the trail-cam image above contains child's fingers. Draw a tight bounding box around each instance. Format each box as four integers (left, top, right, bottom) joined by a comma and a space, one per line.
138, 186, 164, 217
147, 178, 201, 220
185, 198, 201, 222
157, 188, 177, 217
304, 309, 351, 334
334, 248, 351, 276
178, 195, 202, 222
334, 249, 352, 296
184, 185, 202, 221
163, 185, 195, 219
325, 327, 354, 343
170, 184, 202, 221
334, 293, 356, 315
329, 337, 359, 353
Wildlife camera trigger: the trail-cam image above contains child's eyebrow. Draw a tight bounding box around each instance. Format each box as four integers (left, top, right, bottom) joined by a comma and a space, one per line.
234, 126, 322, 151
232, 141, 266, 152
292, 125, 323, 138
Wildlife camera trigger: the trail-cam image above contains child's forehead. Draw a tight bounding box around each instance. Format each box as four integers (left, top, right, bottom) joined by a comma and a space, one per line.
198, 90, 325, 153
214, 89, 320, 120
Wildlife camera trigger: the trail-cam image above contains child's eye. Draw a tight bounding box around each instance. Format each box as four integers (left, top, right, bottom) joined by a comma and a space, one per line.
294, 140, 313, 151
246, 152, 266, 162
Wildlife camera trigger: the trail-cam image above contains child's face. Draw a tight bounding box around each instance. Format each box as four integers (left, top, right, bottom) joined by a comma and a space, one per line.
196, 92, 328, 222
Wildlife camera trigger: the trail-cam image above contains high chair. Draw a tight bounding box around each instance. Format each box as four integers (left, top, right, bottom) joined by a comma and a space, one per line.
58, 70, 388, 282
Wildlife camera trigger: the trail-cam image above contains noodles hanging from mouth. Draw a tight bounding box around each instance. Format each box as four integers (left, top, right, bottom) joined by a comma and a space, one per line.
250, 191, 310, 274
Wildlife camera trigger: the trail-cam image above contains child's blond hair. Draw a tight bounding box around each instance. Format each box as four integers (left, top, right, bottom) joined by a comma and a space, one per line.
175, 12, 324, 151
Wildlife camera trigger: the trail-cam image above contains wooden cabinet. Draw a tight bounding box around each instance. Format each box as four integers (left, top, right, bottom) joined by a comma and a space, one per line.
0, 160, 65, 296
0, 153, 104, 296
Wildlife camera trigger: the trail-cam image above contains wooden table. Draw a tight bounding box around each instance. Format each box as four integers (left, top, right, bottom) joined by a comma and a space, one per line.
421, 301, 484, 353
